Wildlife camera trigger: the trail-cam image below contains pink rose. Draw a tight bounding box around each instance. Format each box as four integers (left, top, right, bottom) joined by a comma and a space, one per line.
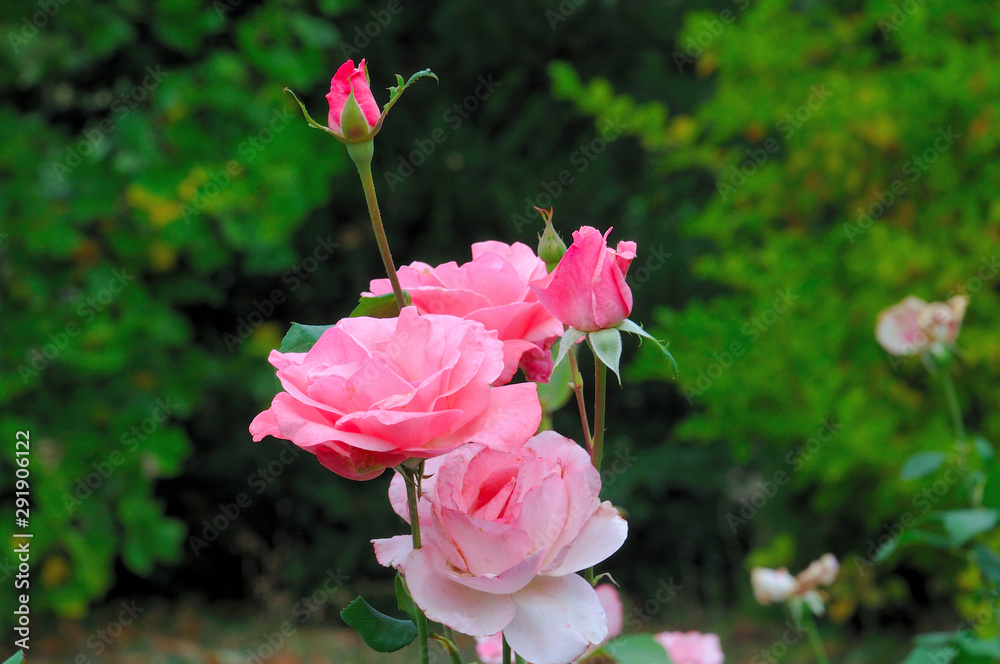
530, 226, 637, 332
249, 307, 541, 481
326, 59, 381, 142
654, 631, 725, 664
474, 584, 623, 664
373, 432, 628, 664
367, 241, 564, 384
875, 295, 968, 356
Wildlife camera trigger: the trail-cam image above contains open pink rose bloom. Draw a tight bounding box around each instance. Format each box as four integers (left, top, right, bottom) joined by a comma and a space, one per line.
875, 295, 968, 356
249, 307, 541, 480
367, 241, 564, 384
530, 225, 637, 332
373, 432, 628, 664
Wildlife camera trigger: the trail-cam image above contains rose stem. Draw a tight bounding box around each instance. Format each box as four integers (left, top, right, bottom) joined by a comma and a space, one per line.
591, 358, 608, 472
347, 141, 407, 310
568, 348, 592, 451
802, 610, 831, 664
502, 633, 512, 664
939, 368, 968, 463
403, 465, 430, 664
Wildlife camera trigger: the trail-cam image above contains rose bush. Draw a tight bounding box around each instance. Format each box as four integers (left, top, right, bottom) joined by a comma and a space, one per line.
367, 241, 564, 384
530, 226, 637, 332
249, 307, 541, 480
373, 431, 628, 664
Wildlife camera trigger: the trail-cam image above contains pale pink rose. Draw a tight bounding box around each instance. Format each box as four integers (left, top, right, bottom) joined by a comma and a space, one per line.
373, 432, 628, 664
797, 553, 839, 590
367, 241, 564, 384
326, 59, 381, 141
875, 295, 968, 356
750, 567, 798, 605
654, 631, 725, 664
530, 226, 637, 332
474, 583, 623, 664
249, 307, 541, 481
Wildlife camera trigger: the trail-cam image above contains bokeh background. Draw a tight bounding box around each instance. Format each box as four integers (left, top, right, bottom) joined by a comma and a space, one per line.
3, 0, 1000, 661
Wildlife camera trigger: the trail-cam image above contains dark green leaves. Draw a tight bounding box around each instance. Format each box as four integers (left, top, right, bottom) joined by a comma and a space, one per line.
341, 596, 417, 653
2, 652, 24, 664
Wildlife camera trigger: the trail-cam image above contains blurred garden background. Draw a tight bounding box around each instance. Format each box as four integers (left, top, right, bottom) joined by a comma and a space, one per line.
3, 0, 1000, 661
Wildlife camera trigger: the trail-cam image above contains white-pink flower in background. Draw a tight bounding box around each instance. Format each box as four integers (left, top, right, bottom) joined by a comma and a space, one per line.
373, 432, 628, 664
654, 631, 725, 664
249, 307, 541, 480
876, 295, 968, 357
367, 241, 564, 384
752, 554, 839, 615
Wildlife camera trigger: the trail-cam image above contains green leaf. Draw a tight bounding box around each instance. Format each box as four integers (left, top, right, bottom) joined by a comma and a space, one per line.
553, 327, 586, 370
395, 573, 417, 623
603, 634, 675, 664
942, 509, 999, 547
340, 596, 417, 653
617, 318, 678, 378
900, 644, 957, 664
283, 88, 338, 136
974, 436, 994, 461
900, 451, 948, 480
537, 344, 575, 413
279, 322, 335, 354
956, 633, 1000, 658
588, 328, 623, 384
974, 543, 1000, 587
981, 463, 1000, 510
350, 291, 410, 318
2, 652, 24, 664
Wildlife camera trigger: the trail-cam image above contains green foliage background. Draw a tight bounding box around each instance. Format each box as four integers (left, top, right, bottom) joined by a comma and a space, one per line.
1, 0, 998, 654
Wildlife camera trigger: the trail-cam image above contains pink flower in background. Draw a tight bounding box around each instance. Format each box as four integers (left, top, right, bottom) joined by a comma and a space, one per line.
474, 584, 623, 664
367, 241, 564, 384
249, 307, 541, 481
654, 631, 725, 664
326, 59, 381, 141
530, 226, 637, 332
373, 432, 628, 664
876, 295, 968, 356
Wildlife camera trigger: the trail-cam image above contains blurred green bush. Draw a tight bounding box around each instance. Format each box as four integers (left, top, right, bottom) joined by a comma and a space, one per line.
552, 0, 1000, 626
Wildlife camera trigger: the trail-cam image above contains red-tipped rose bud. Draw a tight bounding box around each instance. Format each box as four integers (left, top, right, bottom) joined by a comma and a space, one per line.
326, 59, 381, 143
